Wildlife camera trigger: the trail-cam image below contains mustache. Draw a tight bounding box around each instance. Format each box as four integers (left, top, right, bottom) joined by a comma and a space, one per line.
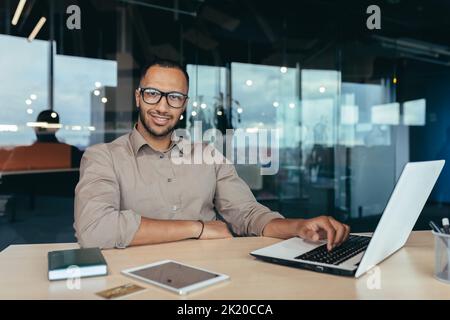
138, 107, 173, 119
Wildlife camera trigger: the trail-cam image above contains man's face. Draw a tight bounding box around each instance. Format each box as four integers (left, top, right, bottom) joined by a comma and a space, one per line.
135, 66, 188, 138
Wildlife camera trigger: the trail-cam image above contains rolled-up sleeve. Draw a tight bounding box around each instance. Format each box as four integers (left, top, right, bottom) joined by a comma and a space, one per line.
214, 161, 284, 236
74, 145, 141, 249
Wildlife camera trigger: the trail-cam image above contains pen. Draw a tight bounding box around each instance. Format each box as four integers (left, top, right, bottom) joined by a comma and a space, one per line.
429, 221, 443, 234
442, 218, 450, 234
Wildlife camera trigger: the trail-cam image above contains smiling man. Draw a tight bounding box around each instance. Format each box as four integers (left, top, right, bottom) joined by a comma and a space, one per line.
74, 59, 350, 250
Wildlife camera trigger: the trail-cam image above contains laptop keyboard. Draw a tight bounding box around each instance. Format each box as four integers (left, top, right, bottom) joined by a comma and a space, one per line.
295, 235, 370, 265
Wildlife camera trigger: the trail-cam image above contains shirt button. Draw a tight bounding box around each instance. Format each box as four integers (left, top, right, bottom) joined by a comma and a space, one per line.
159, 154, 164, 159
172, 205, 178, 211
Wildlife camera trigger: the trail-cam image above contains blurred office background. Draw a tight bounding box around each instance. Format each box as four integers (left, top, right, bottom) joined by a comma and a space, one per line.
0, 0, 449, 250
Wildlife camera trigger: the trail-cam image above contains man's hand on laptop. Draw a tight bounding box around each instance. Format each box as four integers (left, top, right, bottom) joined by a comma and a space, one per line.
297, 216, 350, 251
263, 217, 350, 251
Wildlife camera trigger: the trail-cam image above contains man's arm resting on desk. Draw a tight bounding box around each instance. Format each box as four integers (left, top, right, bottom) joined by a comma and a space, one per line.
75, 144, 234, 249
129, 218, 233, 246
262, 217, 351, 251
211, 150, 350, 248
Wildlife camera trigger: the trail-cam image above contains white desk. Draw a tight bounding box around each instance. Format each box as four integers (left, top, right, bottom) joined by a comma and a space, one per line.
0, 231, 449, 299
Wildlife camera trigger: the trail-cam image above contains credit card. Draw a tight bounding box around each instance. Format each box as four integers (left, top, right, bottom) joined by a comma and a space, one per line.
96, 283, 145, 299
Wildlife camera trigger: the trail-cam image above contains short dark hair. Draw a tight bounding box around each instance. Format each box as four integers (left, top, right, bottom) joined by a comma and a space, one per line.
140, 58, 189, 89
37, 109, 59, 124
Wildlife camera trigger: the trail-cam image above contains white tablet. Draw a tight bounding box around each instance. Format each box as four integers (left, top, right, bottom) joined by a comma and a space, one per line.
121, 260, 229, 295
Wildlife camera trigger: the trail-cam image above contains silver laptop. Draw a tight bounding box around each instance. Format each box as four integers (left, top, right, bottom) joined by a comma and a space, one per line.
251, 160, 445, 277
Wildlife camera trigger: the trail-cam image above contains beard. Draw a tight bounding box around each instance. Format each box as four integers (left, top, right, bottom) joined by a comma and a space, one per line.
138, 106, 179, 138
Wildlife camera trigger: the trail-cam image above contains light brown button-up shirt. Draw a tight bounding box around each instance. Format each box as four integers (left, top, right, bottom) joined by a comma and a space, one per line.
74, 126, 284, 249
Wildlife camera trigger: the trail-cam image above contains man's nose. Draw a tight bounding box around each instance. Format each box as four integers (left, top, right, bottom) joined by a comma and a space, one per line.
154, 96, 170, 113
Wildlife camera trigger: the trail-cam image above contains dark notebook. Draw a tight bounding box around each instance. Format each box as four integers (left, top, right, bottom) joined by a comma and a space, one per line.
48, 247, 108, 281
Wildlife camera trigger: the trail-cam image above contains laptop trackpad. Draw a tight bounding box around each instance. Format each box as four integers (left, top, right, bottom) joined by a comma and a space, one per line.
251, 237, 325, 259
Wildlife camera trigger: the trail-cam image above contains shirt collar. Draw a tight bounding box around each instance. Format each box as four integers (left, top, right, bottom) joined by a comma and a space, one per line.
130, 125, 183, 157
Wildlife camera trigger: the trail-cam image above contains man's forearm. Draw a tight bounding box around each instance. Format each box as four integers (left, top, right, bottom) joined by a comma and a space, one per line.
262, 218, 302, 239
129, 218, 203, 246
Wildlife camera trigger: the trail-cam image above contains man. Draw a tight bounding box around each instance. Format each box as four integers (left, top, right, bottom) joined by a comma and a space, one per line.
74, 59, 350, 250
2, 110, 82, 171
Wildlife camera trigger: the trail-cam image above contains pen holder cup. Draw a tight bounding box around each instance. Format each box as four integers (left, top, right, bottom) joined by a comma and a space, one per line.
432, 231, 450, 284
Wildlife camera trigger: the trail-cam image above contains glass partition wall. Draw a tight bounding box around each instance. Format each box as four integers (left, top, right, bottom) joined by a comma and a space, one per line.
0, 0, 448, 250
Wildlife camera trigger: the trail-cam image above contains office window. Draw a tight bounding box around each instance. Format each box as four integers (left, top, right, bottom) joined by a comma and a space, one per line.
54, 55, 117, 149
231, 62, 299, 199
0, 34, 49, 146
231, 62, 297, 133
186, 64, 226, 132
335, 82, 397, 219
301, 70, 340, 147
339, 82, 392, 146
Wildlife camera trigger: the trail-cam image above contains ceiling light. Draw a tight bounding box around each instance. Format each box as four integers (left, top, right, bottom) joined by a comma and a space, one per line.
0, 125, 18, 132
12, 0, 26, 26
28, 17, 47, 42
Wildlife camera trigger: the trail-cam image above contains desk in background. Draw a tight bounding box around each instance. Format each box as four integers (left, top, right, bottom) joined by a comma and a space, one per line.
0, 231, 448, 299
0, 169, 79, 221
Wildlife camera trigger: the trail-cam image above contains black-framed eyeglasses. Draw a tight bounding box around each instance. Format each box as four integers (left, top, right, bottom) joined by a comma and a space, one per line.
138, 87, 188, 109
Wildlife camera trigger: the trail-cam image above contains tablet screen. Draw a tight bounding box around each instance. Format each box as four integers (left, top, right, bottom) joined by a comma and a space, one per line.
128, 261, 220, 289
